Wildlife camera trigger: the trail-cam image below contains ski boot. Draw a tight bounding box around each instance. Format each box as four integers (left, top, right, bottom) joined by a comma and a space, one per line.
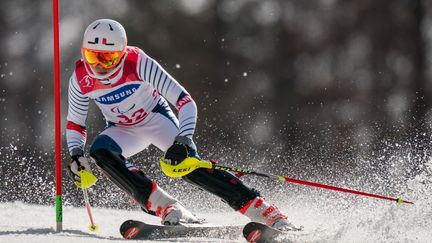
240, 196, 302, 231
146, 182, 199, 225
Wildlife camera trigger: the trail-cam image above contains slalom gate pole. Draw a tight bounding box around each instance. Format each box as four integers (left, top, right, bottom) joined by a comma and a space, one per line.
52, 0, 62, 232
209, 163, 413, 205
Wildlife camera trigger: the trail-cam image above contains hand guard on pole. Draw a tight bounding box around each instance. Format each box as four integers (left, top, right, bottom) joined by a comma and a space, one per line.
164, 136, 198, 164
160, 136, 208, 178
68, 154, 97, 189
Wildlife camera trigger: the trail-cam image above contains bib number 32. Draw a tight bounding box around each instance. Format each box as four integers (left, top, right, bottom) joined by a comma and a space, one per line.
117, 108, 148, 126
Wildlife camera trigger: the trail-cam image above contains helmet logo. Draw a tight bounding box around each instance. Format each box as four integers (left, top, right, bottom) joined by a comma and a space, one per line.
92, 23, 100, 29
87, 37, 115, 46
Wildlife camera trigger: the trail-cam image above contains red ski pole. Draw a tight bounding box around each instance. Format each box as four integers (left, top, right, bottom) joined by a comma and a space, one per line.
81, 187, 99, 231
211, 163, 413, 205
160, 157, 414, 205
78, 169, 99, 232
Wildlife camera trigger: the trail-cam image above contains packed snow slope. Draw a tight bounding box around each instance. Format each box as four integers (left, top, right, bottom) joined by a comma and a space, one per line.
1, 143, 432, 242
1, 166, 431, 243
0, 202, 248, 243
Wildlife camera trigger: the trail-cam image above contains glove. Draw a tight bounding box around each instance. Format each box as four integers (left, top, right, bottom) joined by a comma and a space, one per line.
68, 154, 92, 184
164, 136, 199, 165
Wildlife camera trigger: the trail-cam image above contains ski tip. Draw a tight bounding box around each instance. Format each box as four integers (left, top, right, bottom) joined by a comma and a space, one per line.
243, 221, 289, 243
245, 229, 263, 243
120, 220, 139, 239
122, 226, 140, 239
242, 222, 268, 241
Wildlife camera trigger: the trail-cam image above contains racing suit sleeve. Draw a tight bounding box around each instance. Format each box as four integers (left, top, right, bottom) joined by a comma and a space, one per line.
66, 73, 89, 156
137, 51, 197, 139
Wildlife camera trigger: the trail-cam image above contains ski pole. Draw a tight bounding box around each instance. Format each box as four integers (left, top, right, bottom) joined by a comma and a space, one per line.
160, 157, 413, 205
78, 169, 99, 232
212, 163, 413, 205
81, 187, 99, 231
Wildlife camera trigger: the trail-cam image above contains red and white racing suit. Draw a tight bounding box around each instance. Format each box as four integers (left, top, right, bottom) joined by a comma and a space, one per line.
65, 46, 278, 228
66, 46, 197, 158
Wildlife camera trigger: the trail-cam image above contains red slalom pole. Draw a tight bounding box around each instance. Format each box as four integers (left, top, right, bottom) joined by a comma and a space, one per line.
52, 0, 63, 232
209, 164, 413, 205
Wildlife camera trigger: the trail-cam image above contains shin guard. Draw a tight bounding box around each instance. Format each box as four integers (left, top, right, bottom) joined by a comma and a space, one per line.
183, 168, 260, 210
90, 148, 154, 212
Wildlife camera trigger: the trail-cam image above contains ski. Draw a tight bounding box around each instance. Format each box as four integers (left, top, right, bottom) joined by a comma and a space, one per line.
243, 222, 302, 243
120, 219, 243, 240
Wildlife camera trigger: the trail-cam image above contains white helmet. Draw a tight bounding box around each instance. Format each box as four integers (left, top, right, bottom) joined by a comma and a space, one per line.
82, 19, 128, 80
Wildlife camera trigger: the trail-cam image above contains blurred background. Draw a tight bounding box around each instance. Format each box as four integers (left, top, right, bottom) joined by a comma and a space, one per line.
1, 0, 432, 213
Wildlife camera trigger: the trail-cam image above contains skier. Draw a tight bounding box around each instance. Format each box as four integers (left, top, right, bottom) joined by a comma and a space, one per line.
66, 19, 300, 231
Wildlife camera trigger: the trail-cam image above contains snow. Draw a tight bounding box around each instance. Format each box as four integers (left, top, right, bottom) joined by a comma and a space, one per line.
1, 155, 431, 242
1, 182, 431, 243
0, 202, 247, 243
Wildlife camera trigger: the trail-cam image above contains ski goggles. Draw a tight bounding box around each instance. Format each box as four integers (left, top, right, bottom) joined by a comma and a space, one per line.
82, 48, 125, 69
